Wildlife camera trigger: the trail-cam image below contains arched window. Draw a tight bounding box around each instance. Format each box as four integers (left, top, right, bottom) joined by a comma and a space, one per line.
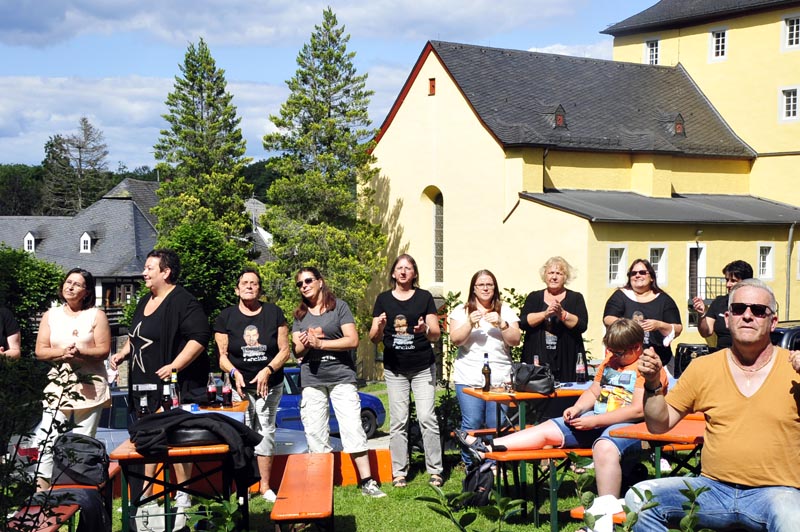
434, 192, 443, 283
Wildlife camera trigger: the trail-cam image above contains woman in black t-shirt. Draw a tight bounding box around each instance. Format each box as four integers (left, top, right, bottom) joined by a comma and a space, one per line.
215, 268, 289, 503
369, 254, 443, 488
603, 258, 682, 367
691, 260, 753, 351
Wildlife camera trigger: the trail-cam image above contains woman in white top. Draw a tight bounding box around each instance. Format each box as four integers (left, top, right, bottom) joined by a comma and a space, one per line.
34, 268, 111, 490
449, 269, 521, 466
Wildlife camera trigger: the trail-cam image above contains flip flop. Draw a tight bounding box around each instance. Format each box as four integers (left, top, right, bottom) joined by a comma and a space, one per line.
392, 476, 407, 488
429, 474, 444, 487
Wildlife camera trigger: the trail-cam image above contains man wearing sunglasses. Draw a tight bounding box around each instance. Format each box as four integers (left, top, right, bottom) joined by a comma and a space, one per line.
626, 278, 800, 531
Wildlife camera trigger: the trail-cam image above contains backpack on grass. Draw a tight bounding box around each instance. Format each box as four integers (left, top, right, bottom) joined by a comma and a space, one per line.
52, 433, 110, 486
461, 460, 494, 507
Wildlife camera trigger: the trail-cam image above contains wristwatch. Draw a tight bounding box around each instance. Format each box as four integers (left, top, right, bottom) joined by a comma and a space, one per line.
644, 383, 663, 396
500, 321, 510, 331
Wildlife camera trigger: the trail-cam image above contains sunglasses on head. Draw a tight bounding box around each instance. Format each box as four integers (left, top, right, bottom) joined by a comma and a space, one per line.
729, 302, 773, 318
295, 277, 316, 288
627, 269, 650, 277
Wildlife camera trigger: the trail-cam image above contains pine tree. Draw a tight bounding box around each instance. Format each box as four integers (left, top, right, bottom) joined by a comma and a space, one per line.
40, 117, 112, 215
152, 38, 252, 238
261, 8, 386, 327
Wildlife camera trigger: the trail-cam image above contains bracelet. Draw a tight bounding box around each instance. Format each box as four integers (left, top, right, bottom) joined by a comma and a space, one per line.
266, 366, 274, 374
230, 368, 237, 378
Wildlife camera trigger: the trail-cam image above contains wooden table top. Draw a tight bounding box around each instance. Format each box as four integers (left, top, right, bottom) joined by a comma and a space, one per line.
463, 385, 587, 402
609, 418, 705, 444
110, 439, 230, 461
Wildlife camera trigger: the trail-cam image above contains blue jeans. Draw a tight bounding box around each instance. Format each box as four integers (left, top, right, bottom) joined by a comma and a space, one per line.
455, 384, 505, 466
625, 476, 800, 531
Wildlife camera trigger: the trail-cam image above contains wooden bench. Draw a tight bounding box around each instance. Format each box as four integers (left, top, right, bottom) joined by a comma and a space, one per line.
8, 503, 81, 532
271, 453, 335, 532
485, 447, 594, 530
570, 505, 627, 524
9, 460, 122, 532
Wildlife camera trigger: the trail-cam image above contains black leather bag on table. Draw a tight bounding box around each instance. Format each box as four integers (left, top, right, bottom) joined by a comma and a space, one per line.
512, 362, 556, 394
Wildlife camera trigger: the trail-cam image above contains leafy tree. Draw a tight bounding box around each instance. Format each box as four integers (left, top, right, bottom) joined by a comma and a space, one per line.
158, 221, 250, 325
261, 8, 387, 328
114, 163, 159, 182
40, 117, 113, 215
0, 244, 63, 353
152, 38, 252, 239
0, 164, 43, 215
242, 159, 279, 200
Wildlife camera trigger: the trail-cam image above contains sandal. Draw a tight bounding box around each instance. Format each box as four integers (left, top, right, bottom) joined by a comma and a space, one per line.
392, 476, 407, 488
454, 429, 488, 463
429, 474, 443, 487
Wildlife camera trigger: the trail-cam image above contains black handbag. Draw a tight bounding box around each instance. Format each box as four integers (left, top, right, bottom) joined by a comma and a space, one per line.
512, 362, 556, 394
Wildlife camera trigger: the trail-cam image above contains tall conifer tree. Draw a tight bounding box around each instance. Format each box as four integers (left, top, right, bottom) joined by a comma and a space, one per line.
153, 38, 252, 238
262, 8, 386, 326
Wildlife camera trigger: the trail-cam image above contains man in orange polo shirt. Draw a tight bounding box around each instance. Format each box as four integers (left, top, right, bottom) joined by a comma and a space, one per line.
627, 278, 800, 531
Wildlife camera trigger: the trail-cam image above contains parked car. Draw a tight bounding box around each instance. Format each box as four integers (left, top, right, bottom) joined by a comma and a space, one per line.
771, 320, 800, 349
277, 367, 386, 439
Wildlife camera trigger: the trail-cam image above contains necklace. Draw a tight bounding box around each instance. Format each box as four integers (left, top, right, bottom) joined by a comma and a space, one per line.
728, 349, 774, 373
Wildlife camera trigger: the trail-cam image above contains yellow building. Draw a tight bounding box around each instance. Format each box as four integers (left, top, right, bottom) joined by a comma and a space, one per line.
371, 13, 800, 358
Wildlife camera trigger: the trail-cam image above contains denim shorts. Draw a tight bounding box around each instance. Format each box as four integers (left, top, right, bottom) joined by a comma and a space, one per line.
550, 412, 642, 457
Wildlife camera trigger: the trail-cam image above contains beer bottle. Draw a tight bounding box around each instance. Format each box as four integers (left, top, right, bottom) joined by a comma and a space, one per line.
482, 353, 491, 392
161, 377, 172, 411
170, 368, 180, 408
138, 394, 151, 419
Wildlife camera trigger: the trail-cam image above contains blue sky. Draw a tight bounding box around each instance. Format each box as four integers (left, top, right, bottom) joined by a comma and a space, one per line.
0, 1, 656, 169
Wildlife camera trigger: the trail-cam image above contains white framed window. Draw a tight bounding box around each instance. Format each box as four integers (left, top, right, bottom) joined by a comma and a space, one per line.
780, 87, 798, 121
24, 232, 35, 253
758, 244, 774, 279
709, 29, 727, 61
649, 246, 667, 285
645, 40, 659, 65
784, 16, 800, 50
608, 246, 628, 286
80, 233, 91, 253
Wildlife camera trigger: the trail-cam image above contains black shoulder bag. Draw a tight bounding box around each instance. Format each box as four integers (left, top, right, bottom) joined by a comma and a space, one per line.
512, 362, 556, 394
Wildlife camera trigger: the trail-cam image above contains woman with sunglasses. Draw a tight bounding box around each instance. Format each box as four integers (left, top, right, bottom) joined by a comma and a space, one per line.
603, 259, 682, 368
456, 318, 669, 499
449, 269, 521, 466
692, 260, 753, 352
519, 256, 589, 382
34, 268, 111, 490
215, 268, 290, 503
369, 254, 443, 488
292, 267, 386, 498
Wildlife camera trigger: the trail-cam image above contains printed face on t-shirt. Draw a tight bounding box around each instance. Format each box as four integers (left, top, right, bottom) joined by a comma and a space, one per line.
394, 315, 408, 334
243, 325, 261, 347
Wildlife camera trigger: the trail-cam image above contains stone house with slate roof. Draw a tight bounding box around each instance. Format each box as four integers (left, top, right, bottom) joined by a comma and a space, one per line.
370, 0, 800, 351
0, 178, 158, 329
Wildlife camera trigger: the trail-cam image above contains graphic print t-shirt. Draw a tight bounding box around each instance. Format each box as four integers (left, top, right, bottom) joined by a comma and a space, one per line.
592, 352, 668, 415
372, 289, 437, 374
214, 302, 287, 389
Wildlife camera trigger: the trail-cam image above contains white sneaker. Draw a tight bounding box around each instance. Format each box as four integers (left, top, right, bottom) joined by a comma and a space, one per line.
174, 491, 192, 508
660, 458, 673, 473
262, 489, 277, 503
360, 479, 387, 498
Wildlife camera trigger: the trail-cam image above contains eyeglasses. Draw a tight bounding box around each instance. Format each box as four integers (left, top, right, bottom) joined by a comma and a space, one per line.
64, 280, 86, 289
627, 269, 650, 277
729, 303, 773, 318
608, 346, 635, 357
295, 277, 316, 288
475, 284, 495, 290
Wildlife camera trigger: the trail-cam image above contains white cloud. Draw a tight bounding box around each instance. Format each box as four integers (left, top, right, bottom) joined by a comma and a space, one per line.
0, 75, 288, 167
0, 0, 587, 47
528, 40, 613, 60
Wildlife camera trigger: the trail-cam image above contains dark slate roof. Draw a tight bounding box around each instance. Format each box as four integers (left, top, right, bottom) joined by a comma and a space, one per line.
602, 0, 800, 36
520, 189, 800, 224
428, 41, 754, 158
0, 178, 157, 277
104, 178, 159, 227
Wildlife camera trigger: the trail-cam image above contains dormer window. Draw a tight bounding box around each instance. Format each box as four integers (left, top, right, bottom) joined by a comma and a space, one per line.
24, 232, 36, 253
674, 114, 686, 137
554, 105, 567, 129
80, 232, 92, 253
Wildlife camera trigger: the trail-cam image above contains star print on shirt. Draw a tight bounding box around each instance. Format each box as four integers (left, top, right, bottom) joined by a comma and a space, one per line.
129, 321, 153, 374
